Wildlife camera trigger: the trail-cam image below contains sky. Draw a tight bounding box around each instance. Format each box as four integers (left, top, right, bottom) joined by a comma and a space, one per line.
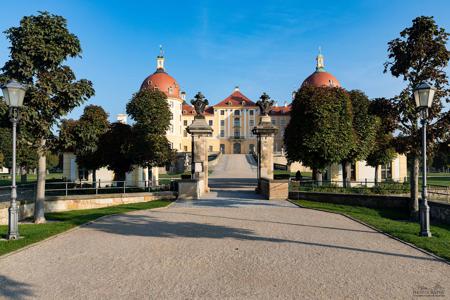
0, 0, 449, 121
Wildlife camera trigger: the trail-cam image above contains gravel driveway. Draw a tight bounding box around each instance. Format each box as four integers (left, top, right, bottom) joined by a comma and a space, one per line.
0, 155, 448, 299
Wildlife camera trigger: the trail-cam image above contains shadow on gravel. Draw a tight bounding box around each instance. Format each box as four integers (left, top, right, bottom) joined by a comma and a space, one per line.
89, 213, 440, 263
156, 211, 378, 234
0, 275, 34, 299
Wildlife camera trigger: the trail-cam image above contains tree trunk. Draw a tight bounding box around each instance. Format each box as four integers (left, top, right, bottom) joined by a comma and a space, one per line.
114, 171, 126, 187
342, 161, 351, 188
92, 169, 97, 188
20, 166, 27, 183
374, 165, 379, 185
410, 155, 419, 219
313, 168, 323, 186
34, 139, 46, 224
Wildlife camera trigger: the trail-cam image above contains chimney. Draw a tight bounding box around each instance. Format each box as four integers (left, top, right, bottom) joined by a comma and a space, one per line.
234, 86, 240, 92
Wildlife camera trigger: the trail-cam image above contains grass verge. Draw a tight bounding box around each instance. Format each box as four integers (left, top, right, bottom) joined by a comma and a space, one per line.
0, 200, 172, 257
291, 200, 450, 262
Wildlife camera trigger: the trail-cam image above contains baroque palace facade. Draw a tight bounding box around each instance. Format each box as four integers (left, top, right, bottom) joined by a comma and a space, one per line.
63, 51, 407, 184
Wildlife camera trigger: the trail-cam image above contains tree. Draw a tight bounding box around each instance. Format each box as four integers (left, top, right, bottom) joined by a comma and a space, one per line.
341, 90, 378, 186
126, 89, 174, 168
384, 16, 450, 216
284, 85, 355, 182
431, 140, 450, 171
97, 122, 134, 183
1, 12, 94, 223
73, 105, 109, 184
367, 98, 399, 184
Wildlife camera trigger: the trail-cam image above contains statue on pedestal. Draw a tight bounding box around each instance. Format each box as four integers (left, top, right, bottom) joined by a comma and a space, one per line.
191, 92, 209, 117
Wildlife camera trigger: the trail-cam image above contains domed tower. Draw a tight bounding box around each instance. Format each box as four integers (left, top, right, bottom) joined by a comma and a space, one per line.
140, 47, 184, 151
302, 49, 341, 88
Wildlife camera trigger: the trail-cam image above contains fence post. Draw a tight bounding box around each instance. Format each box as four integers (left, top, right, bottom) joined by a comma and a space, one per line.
96, 180, 99, 195
365, 178, 367, 187
123, 181, 126, 194
65, 182, 68, 196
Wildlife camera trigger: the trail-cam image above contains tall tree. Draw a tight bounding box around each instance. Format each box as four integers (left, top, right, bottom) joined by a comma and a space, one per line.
97, 122, 134, 183
1, 12, 94, 223
384, 16, 450, 216
367, 98, 399, 184
341, 90, 378, 186
284, 85, 355, 182
126, 89, 174, 168
73, 105, 109, 184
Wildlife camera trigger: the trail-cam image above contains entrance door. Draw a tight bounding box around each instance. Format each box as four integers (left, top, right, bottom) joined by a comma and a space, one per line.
220, 144, 225, 154
233, 143, 241, 154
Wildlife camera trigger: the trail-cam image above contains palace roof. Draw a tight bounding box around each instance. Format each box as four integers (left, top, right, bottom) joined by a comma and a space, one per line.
213, 88, 257, 107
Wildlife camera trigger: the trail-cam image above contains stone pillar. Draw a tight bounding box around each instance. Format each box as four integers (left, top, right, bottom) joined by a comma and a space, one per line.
187, 116, 213, 195
253, 115, 278, 192
151, 167, 159, 186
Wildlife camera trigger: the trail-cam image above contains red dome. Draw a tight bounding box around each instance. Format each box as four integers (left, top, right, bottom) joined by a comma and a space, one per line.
140, 70, 181, 99
302, 71, 341, 88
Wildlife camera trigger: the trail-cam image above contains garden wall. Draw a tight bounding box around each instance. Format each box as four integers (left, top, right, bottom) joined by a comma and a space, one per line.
0, 191, 176, 225
289, 191, 450, 225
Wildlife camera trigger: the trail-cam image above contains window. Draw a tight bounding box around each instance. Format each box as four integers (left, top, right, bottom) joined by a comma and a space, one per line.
184, 146, 188, 152
183, 130, 187, 137
208, 120, 213, 126
234, 130, 240, 138
234, 117, 240, 127
208, 146, 213, 152
381, 162, 392, 181
272, 119, 276, 125
168, 87, 173, 95
234, 110, 240, 116
183, 120, 188, 126
220, 120, 225, 126
249, 119, 255, 127
249, 110, 254, 116
220, 130, 225, 137
280, 119, 286, 126
220, 110, 225, 115
170, 101, 174, 108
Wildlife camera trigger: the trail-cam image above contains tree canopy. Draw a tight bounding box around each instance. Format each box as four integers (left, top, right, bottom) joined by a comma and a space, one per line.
284, 85, 355, 179
0, 11, 94, 223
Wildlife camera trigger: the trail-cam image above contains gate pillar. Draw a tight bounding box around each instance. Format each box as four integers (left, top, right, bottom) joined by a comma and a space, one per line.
185, 92, 213, 198
252, 93, 278, 194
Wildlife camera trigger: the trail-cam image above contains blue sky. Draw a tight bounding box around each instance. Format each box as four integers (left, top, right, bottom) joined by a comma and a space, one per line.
0, 0, 449, 121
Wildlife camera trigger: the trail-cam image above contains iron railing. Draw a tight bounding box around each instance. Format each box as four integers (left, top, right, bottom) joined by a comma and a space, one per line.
0, 179, 179, 203
289, 179, 450, 204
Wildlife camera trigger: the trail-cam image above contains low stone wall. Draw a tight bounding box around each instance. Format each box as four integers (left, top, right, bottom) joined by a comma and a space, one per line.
289, 191, 450, 225
260, 178, 289, 200
0, 191, 176, 225
289, 191, 409, 210
429, 201, 450, 225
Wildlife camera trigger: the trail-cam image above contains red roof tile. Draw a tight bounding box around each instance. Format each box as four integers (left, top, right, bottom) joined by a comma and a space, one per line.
213, 90, 257, 107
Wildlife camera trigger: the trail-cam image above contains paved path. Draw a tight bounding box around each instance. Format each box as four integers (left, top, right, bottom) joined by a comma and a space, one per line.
1, 154, 449, 299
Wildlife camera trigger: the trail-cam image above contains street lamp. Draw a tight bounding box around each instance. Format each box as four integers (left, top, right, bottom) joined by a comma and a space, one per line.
413, 82, 436, 237
1, 79, 26, 240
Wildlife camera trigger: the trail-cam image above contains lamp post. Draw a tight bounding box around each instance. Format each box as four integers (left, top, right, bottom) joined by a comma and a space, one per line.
413, 82, 436, 237
1, 79, 26, 240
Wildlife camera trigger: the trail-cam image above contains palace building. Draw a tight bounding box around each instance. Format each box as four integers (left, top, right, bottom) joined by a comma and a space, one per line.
63, 50, 407, 184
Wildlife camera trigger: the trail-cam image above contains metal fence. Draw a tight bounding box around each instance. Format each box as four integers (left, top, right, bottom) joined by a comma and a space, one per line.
0, 178, 180, 203
289, 179, 450, 204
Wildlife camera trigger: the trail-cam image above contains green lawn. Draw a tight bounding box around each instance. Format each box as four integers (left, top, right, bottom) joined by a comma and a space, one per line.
0, 173, 63, 186
291, 200, 450, 262
0, 200, 172, 256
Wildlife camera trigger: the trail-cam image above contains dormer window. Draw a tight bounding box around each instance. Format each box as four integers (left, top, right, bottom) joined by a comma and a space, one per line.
227, 101, 232, 106
241, 101, 246, 106
168, 86, 173, 95
329, 80, 333, 86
